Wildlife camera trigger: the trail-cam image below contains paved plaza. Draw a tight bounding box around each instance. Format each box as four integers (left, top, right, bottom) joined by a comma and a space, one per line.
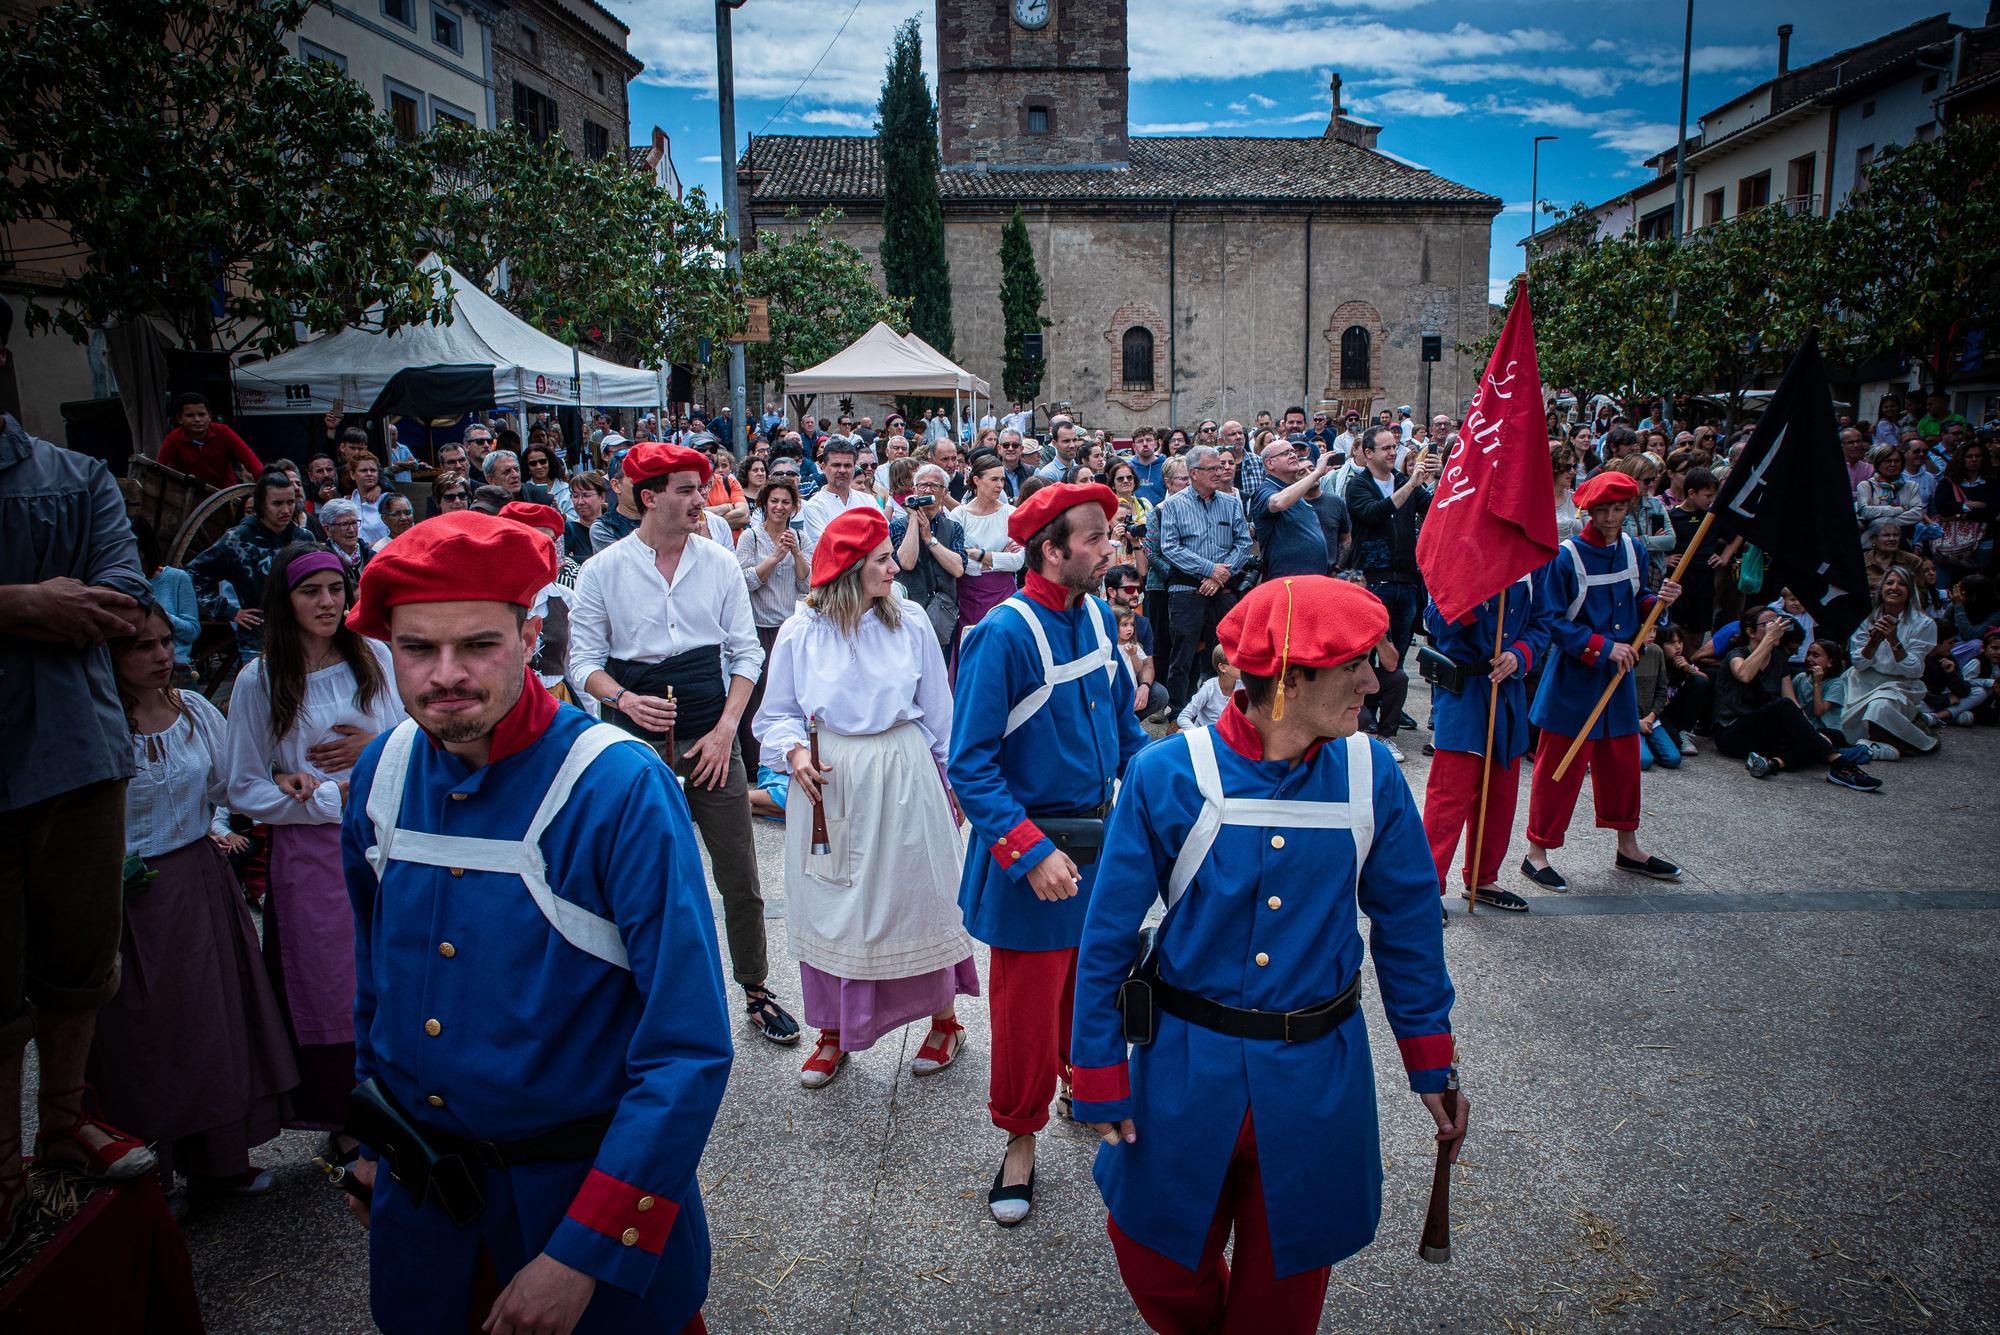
170, 690, 1999, 1334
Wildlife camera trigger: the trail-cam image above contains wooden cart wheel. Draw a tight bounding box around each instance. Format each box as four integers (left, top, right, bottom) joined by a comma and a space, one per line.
168, 483, 256, 566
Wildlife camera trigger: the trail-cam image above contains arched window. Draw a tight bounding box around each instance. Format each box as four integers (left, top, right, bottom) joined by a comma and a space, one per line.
1122, 326, 1154, 391
1340, 325, 1371, 389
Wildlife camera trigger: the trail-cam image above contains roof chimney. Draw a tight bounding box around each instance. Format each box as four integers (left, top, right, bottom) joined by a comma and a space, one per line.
1330, 73, 1343, 121
1777, 24, 1793, 76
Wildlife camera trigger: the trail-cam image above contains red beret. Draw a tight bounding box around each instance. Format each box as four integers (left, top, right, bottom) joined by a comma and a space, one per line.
1572, 471, 1640, 510
810, 506, 890, 588
500, 501, 565, 536
1006, 482, 1119, 545
347, 510, 560, 640
1218, 576, 1387, 717
621, 440, 713, 487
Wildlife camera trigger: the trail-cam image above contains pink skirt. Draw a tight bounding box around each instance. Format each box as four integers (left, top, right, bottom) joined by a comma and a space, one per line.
798, 956, 980, 1052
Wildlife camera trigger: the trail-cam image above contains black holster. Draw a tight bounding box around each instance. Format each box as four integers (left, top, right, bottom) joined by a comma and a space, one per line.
1117, 928, 1160, 1046
344, 1078, 486, 1227
1029, 802, 1110, 865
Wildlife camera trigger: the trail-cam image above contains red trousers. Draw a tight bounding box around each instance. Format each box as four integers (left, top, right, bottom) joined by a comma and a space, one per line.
1108, 1115, 1331, 1335
1422, 749, 1520, 893
987, 946, 1076, 1136
1525, 729, 1640, 849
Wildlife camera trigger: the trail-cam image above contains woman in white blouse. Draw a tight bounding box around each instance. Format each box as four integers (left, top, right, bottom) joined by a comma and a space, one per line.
955, 454, 1023, 642
1840, 565, 1940, 755
90, 606, 298, 1197
752, 508, 976, 1090
225, 545, 404, 1131
736, 476, 811, 762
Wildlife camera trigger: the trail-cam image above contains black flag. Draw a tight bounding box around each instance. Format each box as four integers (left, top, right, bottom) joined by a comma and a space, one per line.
1711, 329, 1870, 639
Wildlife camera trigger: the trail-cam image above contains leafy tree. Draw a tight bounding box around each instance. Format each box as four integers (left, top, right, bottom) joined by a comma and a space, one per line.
0, 0, 444, 353
999, 204, 1050, 404
741, 207, 908, 416
1830, 116, 2000, 393
414, 122, 741, 368
876, 17, 952, 359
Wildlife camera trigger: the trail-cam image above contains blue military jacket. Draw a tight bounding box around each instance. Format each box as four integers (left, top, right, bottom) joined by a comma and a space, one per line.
1531, 530, 1659, 740
949, 574, 1149, 952
1422, 570, 1552, 762
1070, 706, 1455, 1278
342, 682, 731, 1329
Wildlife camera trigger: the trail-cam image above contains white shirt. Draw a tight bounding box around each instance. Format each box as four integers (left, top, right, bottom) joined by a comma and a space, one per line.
956, 503, 1023, 572
738, 520, 813, 628
702, 511, 733, 546
126, 692, 233, 857
1177, 676, 1229, 731
225, 643, 404, 826
1002, 410, 1034, 437
751, 601, 954, 770
349, 489, 390, 546
800, 485, 882, 548
567, 529, 765, 689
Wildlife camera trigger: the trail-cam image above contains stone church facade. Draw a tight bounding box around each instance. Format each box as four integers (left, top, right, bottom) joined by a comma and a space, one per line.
739, 0, 1499, 431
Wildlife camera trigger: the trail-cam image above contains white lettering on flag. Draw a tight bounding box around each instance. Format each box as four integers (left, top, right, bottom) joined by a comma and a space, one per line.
1726, 424, 1784, 522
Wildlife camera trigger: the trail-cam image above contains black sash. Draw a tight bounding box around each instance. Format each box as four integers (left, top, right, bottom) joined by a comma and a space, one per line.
605, 645, 728, 744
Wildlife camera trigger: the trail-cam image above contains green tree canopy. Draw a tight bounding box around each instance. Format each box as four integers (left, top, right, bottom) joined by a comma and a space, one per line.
0, 0, 444, 353
741, 208, 908, 399
999, 204, 1050, 404
876, 17, 953, 359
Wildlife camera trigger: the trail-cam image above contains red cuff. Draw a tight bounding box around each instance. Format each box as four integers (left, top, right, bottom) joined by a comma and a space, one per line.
1580, 634, 1606, 666
1071, 1063, 1131, 1104
989, 817, 1045, 869
1398, 1033, 1456, 1073
566, 1168, 679, 1254
1509, 641, 1533, 675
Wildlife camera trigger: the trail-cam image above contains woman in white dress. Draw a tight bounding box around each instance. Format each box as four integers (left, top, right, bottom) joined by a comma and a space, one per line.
1840, 565, 1939, 755
224, 545, 404, 1129
955, 453, 1023, 643
753, 507, 977, 1090
91, 606, 298, 1196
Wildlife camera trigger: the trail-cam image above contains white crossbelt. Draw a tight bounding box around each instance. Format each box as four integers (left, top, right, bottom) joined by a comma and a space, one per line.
991, 596, 1118, 737
362, 718, 649, 969
1165, 727, 1375, 910
1561, 534, 1641, 621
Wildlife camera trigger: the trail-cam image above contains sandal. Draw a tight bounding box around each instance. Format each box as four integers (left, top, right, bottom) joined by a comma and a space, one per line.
744, 986, 801, 1046
988, 1134, 1035, 1227
34, 1085, 156, 1181
911, 1018, 966, 1078
800, 1031, 847, 1089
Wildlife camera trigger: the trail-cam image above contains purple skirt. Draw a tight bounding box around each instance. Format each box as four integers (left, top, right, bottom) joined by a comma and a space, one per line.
86, 839, 297, 1178
799, 956, 980, 1052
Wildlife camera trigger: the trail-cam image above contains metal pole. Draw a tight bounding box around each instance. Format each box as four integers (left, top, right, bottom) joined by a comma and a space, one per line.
716, 1, 749, 456
1671, 0, 1694, 242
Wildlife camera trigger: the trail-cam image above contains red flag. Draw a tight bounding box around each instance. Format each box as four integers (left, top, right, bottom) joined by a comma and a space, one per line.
1415, 280, 1559, 623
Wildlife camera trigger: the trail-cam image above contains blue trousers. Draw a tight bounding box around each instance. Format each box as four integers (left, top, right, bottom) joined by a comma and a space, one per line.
1637, 725, 1681, 771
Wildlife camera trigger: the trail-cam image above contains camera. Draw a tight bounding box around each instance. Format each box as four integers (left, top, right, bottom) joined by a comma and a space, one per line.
907, 494, 938, 510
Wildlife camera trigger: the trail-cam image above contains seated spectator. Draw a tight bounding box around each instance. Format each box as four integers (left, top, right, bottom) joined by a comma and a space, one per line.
566, 470, 608, 563
1792, 638, 1852, 748
1840, 567, 1939, 756
1176, 646, 1239, 731
383, 423, 419, 483
316, 499, 371, 578
430, 470, 471, 516
482, 449, 553, 505
1656, 623, 1711, 749
1713, 607, 1880, 790
1862, 519, 1926, 597
1633, 624, 1679, 772
1948, 573, 1999, 646
156, 392, 262, 489
1933, 438, 1993, 586
1855, 444, 1923, 540
469, 484, 512, 517
520, 441, 574, 522
378, 491, 415, 543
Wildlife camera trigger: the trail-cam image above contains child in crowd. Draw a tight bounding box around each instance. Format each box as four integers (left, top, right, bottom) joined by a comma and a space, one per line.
1794, 638, 1854, 749
1115, 608, 1150, 713
1657, 623, 1711, 752
1176, 645, 1239, 731
1634, 624, 1680, 771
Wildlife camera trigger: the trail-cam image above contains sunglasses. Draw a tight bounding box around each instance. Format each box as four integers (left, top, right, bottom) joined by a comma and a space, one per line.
441, 490, 469, 500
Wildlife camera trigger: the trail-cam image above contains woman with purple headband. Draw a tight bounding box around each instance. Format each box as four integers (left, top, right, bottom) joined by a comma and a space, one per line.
223, 545, 404, 1133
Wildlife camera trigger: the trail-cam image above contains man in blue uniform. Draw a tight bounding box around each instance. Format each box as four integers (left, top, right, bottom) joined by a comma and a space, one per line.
337, 511, 732, 1335
1070, 576, 1466, 1334
1522, 471, 1683, 891
1421, 572, 1552, 913
949, 482, 1149, 1227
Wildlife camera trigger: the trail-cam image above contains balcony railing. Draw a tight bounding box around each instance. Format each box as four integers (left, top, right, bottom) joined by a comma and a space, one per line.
1780, 193, 1821, 216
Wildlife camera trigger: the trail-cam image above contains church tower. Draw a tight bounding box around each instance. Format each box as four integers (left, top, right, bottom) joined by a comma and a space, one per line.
935, 0, 1129, 170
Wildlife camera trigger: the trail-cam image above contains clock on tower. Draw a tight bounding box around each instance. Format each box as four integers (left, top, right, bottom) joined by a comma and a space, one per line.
935, 0, 1129, 170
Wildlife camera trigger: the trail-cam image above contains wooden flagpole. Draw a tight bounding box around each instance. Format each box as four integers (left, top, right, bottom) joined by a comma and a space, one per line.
1463, 588, 1507, 915
1550, 511, 1714, 782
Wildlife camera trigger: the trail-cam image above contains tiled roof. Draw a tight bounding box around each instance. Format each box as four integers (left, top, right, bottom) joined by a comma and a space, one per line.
743, 135, 1499, 210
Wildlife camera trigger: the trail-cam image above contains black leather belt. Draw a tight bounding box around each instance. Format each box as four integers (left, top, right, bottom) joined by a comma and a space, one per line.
1152, 971, 1361, 1044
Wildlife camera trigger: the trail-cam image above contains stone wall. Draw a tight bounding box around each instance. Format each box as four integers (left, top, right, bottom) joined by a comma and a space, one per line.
747, 205, 1490, 433
491, 0, 635, 160
937, 0, 1128, 168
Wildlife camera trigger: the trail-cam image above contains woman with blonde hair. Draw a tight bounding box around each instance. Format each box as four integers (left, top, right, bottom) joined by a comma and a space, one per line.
752, 508, 977, 1089
1609, 454, 1674, 583
1840, 565, 1940, 755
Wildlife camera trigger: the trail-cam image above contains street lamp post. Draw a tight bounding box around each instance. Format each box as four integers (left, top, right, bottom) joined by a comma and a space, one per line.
715, 0, 749, 448
1530, 135, 1558, 241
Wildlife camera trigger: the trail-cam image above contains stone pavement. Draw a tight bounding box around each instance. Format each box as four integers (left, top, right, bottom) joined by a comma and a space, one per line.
172, 698, 1998, 1333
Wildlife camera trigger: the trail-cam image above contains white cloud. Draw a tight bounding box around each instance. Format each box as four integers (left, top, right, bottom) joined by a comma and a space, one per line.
1588, 38, 1620, 55
1475, 97, 1604, 130
799, 108, 872, 129
1246, 92, 1279, 109
621, 0, 930, 107
696, 154, 721, 163
1488, 276, 1514, 305
1134, 120, 1231, 133
1498, 200, 1532, 215
1591, 121, 1678, 162
1353, 88, 1467, 117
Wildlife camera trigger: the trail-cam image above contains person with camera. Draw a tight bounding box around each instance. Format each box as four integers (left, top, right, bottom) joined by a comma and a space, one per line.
1713, 606, 1882, 789
1068, 575, 1463, 1334
1344, 427, 1435, 762
1249, 439, 1333, 579
949, 483, 1149, 1228
1158, 445, 1255, 715
752, 508, 977, 1091
890, 464, 969, 656
333, 511, 731, 1335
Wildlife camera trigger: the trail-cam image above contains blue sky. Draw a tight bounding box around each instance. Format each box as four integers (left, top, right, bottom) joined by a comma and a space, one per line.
607, 1, 1984, 302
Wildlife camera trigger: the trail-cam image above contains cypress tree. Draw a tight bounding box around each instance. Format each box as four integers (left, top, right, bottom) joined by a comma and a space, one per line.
998, 204, 1049, 404
876, 17, 953, 358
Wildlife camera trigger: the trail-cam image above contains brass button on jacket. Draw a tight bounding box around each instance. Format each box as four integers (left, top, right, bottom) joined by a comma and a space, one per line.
424, 1019, 442, 1037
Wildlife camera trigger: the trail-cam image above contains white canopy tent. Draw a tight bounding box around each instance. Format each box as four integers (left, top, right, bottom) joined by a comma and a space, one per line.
231, 255, 667, 415
783, 322, 989, 432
